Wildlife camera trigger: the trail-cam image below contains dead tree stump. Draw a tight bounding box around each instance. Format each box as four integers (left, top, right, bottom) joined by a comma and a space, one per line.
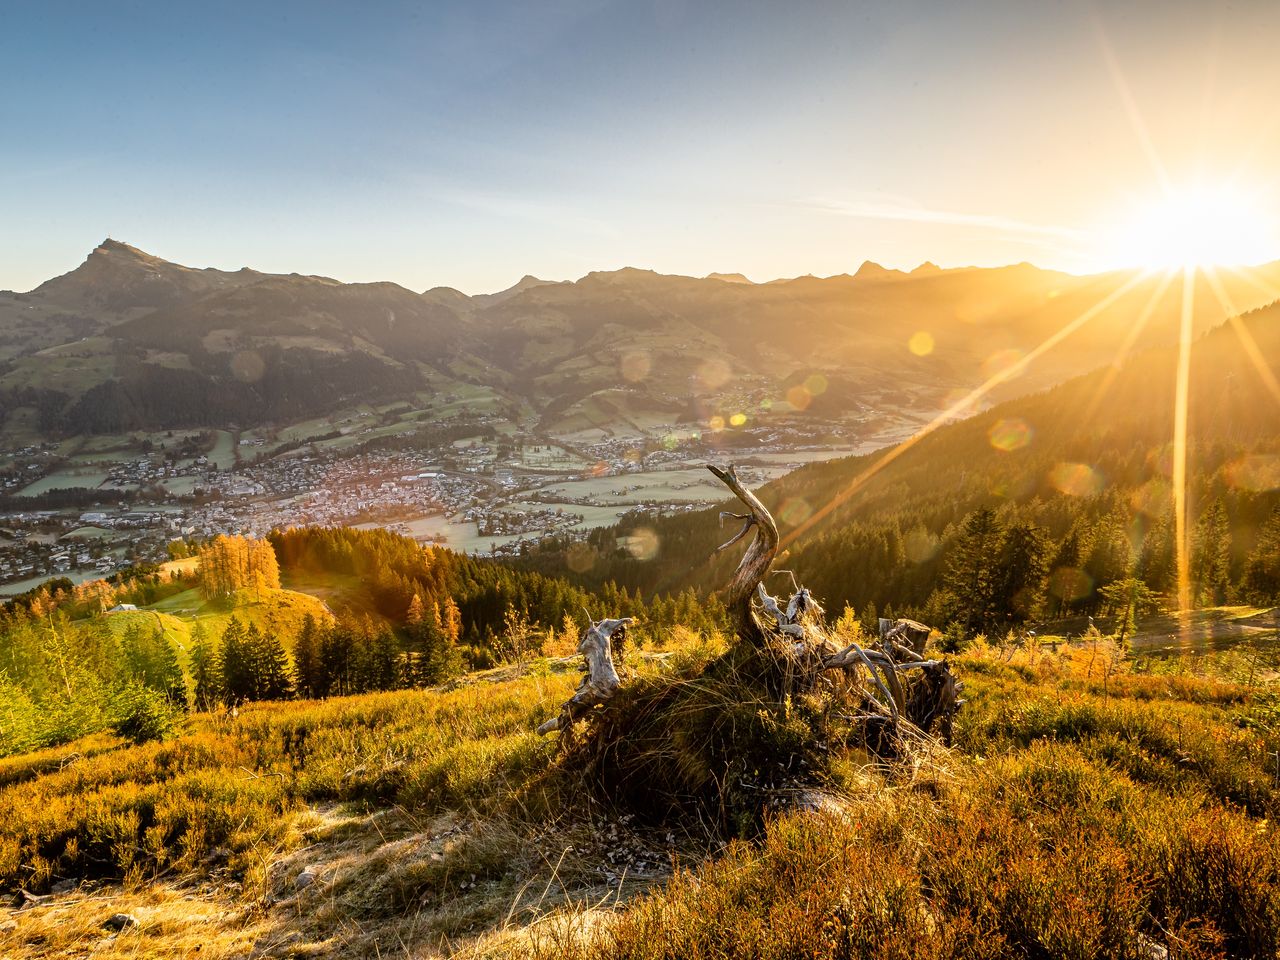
537, 463, 962, 754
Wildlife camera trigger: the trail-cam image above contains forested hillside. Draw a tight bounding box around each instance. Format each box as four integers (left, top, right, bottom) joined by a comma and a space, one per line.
523, 300, 1280, 631
0, 528, 722, 757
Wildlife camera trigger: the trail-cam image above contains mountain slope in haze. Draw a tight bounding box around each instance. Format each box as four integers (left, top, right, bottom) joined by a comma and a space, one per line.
531, 296, 1280, 619
0, 240, 264, 359
463, 257, 1280, 436
5, 240, 1280, 441
0, 241, 491, 435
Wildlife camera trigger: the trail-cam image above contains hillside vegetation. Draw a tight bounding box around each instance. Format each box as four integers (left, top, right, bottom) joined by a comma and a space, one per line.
1, 633, 1277, 959
0, 528, 723, 756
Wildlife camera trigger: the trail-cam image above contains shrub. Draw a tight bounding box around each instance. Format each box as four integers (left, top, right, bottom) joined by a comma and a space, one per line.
111, 684, 182, 744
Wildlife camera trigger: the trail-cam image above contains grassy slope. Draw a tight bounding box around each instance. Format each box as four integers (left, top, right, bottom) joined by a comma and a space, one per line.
1, 637, 1278, 959
105, 586, 333, 656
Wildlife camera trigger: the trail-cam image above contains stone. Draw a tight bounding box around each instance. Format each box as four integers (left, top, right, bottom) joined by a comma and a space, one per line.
103, 913, 139, 932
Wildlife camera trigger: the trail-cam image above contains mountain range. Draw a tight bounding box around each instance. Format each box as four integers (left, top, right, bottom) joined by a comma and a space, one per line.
4, 239, 1280, 440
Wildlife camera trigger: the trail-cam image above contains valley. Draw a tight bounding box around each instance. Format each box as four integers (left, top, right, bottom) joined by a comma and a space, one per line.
7, 240, 1280, 598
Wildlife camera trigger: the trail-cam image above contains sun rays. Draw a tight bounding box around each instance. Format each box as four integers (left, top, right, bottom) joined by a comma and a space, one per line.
779, 269, 1152, 551
1171, 268, 1196, 616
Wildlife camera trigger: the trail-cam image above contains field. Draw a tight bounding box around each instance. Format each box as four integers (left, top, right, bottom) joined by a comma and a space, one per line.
1, 634, 1279, 959
17, 467, 111, 497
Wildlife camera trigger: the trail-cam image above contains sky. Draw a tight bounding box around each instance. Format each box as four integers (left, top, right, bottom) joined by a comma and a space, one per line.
3, 0, 1280, 294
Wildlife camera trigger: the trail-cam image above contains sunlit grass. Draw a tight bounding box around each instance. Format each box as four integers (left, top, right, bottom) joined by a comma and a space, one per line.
2, 639, 1279, 958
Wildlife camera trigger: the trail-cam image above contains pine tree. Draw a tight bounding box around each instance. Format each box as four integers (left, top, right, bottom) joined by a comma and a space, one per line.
219, 617, 253, 703
371, 628, 401, 690
189, 621, 220, 709
320, 619, 353, 696
1048, 528, 1086, 617
248, 624, 292, 700
1193, 498, 1232, 606
995, 521, 1049, 625
1083, 516, 1132, 611
860, 600, 879, 637
293, 614, 321, 699
1098, 577, 1156, 646
153, 629, 189, 708
943, 507, 1004, 634
1244, 507, 1280, 604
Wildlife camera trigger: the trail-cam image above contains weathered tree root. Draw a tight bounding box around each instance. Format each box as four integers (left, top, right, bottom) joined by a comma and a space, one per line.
537, 617, 633, 735
537, 463, 962, 751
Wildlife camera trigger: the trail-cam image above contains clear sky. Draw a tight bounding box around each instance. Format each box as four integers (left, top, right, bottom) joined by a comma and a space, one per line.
3, 0, 1279, 294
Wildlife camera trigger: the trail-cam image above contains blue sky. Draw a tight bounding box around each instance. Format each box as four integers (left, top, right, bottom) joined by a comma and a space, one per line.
3, 0, 1278, 293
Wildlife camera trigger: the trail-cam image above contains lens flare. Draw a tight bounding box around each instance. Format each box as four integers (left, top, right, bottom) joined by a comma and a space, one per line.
230, 350, 265, 382
565, 542, 598, 573
778, 497, 813, 526
620, 350, 651, 382
786, 386, 812, 411
622, 527, 660, 560
1129, 478, 1172, 516
903, 528, 940, 564
982, 348, 1025, 381
1050, 462, 1104, 497
908, 331, 934, 356
1048, 567, 1094, 603
987, 418, 1032, 452
1224, 455, 1280, 492
696, 358, 732, 391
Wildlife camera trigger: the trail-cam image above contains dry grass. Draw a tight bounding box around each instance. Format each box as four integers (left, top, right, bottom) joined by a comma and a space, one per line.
2, 640, 1279, 958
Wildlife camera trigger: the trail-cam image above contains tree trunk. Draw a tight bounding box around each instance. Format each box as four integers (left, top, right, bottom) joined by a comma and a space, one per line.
707, 463, 779, 646
537, 617, 633, 735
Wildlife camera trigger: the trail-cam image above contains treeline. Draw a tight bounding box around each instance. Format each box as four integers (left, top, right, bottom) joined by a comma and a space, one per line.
189, 608, 468, 708
0, 487, 133, 511
268, 526, 726, 644
3, 564, 191, 618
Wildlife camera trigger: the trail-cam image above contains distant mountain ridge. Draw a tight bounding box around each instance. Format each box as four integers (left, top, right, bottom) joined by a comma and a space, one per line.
4, 240, 1280, 439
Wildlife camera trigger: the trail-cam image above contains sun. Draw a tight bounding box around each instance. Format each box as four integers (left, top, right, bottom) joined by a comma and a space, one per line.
1106, 183, 1277, 270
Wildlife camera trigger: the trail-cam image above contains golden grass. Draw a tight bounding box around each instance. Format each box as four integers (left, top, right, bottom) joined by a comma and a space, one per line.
2, 639, 1279, 958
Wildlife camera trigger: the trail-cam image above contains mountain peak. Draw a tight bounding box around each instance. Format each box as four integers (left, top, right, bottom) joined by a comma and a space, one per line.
706, 272, 753, 284
911, 261, 941, 276
91, 238, 156, 261
582, 267, 660, 283
855, 261, 904, 281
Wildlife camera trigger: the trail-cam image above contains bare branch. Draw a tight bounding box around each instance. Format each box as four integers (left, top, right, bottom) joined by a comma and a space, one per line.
707, 463, 780, 645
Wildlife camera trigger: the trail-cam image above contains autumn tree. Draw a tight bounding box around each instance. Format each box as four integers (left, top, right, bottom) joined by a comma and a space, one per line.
198, 536, 281, 602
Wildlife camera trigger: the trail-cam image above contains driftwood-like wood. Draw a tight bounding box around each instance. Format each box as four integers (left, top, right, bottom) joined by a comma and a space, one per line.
536, 462, 962, 749
537, 617, 633, 735
708, 463, 780, 646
